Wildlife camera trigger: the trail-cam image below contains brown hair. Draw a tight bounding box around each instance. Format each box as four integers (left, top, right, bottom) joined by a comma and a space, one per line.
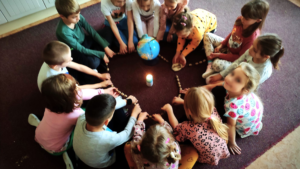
172, 8, 193, 32
41, 74, 82, 113
55, 0, 81, 18
235, 0, 269, 37
132, 124, 181, 165
43, 41, 70, 65
184, 87, 228, 142
257, 33, 284, 69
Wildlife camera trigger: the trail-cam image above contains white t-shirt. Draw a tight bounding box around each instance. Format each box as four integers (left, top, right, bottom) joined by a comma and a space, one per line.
101, 0, 133, 22
37, 62, 69, 91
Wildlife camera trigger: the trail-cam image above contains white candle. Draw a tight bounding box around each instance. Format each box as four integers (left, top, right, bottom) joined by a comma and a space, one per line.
146, 74, 153, 87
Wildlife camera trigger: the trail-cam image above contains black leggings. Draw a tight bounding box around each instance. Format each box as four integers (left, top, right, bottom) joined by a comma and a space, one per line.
211, 86, 227, 123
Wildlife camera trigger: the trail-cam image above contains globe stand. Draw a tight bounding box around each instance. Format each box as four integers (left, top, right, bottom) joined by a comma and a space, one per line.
142, 57, 159, 66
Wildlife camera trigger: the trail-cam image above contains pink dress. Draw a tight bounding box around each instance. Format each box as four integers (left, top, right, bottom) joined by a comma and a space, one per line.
174, 108, 230, 165
35, 89, 103, 153
131, 121, 180, 169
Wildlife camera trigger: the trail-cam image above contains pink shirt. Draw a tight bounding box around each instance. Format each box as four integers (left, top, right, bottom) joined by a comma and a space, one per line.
35, 88, 103, 152
220, 17, 260, 62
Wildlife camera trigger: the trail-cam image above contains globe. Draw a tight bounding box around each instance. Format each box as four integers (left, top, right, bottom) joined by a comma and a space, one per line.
137, 34, 160, 61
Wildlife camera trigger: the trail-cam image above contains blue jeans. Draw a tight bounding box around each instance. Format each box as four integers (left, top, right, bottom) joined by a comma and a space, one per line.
104, 16, 139, 47
161, 19, 178, 43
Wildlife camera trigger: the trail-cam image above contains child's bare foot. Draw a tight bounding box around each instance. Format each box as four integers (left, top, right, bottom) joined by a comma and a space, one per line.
180, 88, 190, 94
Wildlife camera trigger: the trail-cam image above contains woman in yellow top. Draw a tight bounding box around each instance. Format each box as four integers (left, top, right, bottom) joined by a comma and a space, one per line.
172, 9, 217, 69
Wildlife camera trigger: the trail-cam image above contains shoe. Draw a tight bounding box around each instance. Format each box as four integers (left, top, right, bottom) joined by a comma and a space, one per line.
28, 114, 40, 127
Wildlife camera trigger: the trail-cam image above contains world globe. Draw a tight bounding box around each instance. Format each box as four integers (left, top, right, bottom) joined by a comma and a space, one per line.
137, 34, 160, 61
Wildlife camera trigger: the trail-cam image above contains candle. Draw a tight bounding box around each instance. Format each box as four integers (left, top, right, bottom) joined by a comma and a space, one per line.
146, 74, 153, 87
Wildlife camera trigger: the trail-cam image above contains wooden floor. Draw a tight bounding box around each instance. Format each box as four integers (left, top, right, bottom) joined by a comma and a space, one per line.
0, 0, 101, 39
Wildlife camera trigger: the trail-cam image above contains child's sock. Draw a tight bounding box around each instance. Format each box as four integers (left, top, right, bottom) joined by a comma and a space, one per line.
202, 61, 214, 78
63, 152, 74, 169
28, 114, 40, 127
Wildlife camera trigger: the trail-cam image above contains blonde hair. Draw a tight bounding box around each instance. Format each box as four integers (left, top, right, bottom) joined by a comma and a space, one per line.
132, 124, 181, 165
183, 87, 228, 142
238, 62, 261, 92
257, 33, 284, 70
55, 0, 81, 18
43, 41, 70, 65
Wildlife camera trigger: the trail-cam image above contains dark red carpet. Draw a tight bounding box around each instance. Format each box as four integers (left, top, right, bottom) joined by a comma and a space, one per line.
0, 0, 300, 169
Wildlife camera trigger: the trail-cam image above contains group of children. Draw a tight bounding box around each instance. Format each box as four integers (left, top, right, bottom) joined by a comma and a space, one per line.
27, 0, 285, 168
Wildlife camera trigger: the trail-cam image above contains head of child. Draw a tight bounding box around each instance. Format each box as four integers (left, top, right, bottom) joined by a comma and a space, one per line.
41, 74, 81, 113
85, 95, 116, 130
173, 9, 193, 39
164, 0, 178, 11
43, 41, 73, 70
55, 0, 81, 24
235, 0, 269, 37
224, 62, 260, 98
132, 124, 181, 165
137, 0, 152, 12
184, 87, 228, 142
249, 33, 284, 69
111, 0, 126, 7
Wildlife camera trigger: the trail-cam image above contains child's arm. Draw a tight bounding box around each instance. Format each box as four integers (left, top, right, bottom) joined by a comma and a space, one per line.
68, 61, 110, 80
133, 112, 149, 141
161, 104, 179, 129
132, 2, 144, 39
78, 80, 112, 89
106, 15, 128, 54
127, 10, 135, 53
153, 0, 161, 38
173, 38, 186, 64
226, 117, 241, 155
219, 50, 248, 78
172, 96, 184, 105
156, 6, 167, 41
203, 81, 224, 91
180, 30, 202, 57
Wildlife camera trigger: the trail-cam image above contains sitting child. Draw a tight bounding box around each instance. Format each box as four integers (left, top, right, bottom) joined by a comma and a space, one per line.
131, 113, 181, 169
172, 9, 217, 70
202, 0, 269, 78
169, 87, 230, 165
156, 0, 189, 42
55, 0, 115, 79
28, 74, 118, 167
207, 33, 284, 85
73, 94, 141, 168
101, 0, 139, 54
37, 41, 111, 91
132, 0, 161, 39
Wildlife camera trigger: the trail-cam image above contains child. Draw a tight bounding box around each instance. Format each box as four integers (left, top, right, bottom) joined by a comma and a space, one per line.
202, 0, 269, 78
101, 0, 139, 54
165, 88, 230, 165
207, 33, 284, 85
28, 74, 119, 167
37, 41, 111, 91
131, 113, 181, 169
156, 0, 189, 42
73, 94, 141, 168
132, 0, 161, 39
172, 9, 217, 69
55, 0, 115, 77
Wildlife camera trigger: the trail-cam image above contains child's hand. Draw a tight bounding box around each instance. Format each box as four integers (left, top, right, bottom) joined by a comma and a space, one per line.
208, 74, 223, 84
228, 141, 241, 155
103, 87, 119, 98
138, 112, 149, 122
100, 80, 113, 88
172, 53, 180, 64
104, 47, 116, 58
128, 41, 135, 53
167, 34, 173, 42
180, 88, 190, 94
131, 104, 142, 118
98, 73, 111, 80
161, 104, 173, 113
172, 97, 184, 105
208, 53, 220, 60
152, 114, 164, 124
127, 95, 138, 104
120, 42, 128, 54
103, 55, 110, 64
179, 55, 186, 67
214, 44, 222, 53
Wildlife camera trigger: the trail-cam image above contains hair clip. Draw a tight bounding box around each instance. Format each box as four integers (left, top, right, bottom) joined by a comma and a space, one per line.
207, 115, 213, 120
181, 22, 186, 26
165, 138, 170, 144
137, 145, 141, 151
182, 16, 187, 20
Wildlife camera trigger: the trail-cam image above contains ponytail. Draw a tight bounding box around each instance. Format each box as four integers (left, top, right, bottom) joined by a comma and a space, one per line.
257, 33, 284, 70
209, 116, 229, 143
166, 143, 181, 164
173, 8, 193, 32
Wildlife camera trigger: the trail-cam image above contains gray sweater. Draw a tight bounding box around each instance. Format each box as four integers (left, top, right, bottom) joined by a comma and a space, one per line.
220, 49, 273, 84
73, 114, 136, 168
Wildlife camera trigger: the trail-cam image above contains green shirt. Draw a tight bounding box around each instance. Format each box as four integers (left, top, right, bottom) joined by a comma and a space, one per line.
56, 14, 109, 59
